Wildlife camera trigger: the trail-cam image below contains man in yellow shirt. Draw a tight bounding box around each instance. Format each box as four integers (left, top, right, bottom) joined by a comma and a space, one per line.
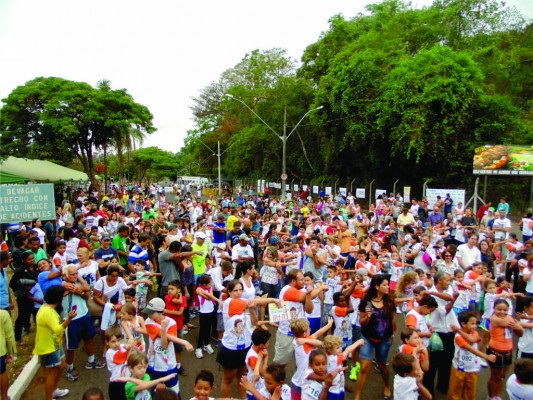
226, 209, 239, 231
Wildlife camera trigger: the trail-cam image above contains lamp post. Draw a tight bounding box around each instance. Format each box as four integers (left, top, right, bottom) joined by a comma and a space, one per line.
225, 94, 322, 201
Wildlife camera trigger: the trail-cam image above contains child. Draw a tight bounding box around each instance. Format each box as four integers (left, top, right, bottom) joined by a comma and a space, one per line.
398, 328, 429, 372
304, 272, 324, 334
190, 369, 223, 400
142, 298, 194, 397
300, 348, 339, 400
347, 270, 367, 381
195, 274, 223, 359
105, 325, 129, 400
388, 251, 404, 293
120, 302, 146, 353
52, 240, 68, 272
240, 363, 291, 400
164, 280, 187, 374
323, 266, 338, 327
116, 350, 177, 400
405, 295, 438, 348
506, 358, 533, 400
392, 352, 431, 400
82, 387, 105, 400
290, 317, 334, 400
448, 311, 496, 400
516, 296, 533, 359
331, 293, 354, 350
487, 299, 524, 400
244, 329, 271, 399
133, 259, 160, 312
452, 270, 472, 316
395, 271, 419, 314
124, 287, 138, 311
322, 335, 364, 399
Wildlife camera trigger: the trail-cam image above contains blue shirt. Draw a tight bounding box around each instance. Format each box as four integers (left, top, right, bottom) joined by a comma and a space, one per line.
0, 269, 9, 309
212, 221, 226, 244
38, 269, 63, 296
128, 244, 149, 269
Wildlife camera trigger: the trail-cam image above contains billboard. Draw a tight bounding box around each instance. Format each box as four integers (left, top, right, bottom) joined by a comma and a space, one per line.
473, 145, 533, 176
0, 184, 55, 223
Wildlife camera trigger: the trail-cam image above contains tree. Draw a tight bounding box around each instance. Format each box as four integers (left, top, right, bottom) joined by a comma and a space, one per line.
130, 147, 180, 182
0, 77, 155, 185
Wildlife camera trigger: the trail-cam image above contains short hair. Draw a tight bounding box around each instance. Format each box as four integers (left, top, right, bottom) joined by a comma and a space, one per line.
323, 335, 343, 353
194, 369, 214, 387
251, 328, 271, 346
333, 292, 345, 304
121, 302, 136, 316
287, 269, 302, 283
169, 241, 182, 252
135, 259, 145, 266
516, 296, 533, 313
419, 295, 438, 309
118, 225, 130, 233
127, 350, 148, 369
168, 280, 181, 289
327, 265, 336, 272
303, 271, 314, 280
308, 348, 327, 364
153, 389, 179, 400
221, 260, 233, 271
124, 288, 136, 298
197, 274, 212, 286
265, 363, 286, 383
458, 311, 477, 326
139, 233, 151, 242
107, 265, 120, 276
514, 358, 533, 384
0, 251, 10, 262
484, 279, 497, 290
290, 318, 310, 337
400, 327, 417, 343
44, 285, 66, 305
392, 352, 415, 376
105, 325, 123, 341
82, 387, 104, 400
28, 236, 40, 244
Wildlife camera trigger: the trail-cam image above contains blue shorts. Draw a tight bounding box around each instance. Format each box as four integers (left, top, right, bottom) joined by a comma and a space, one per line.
65, 314, 97, 350
359, 336, 391, 363
307, 317, 321, 335
147, 365, 179, 388
327, 392, 345, 400
42, 346, 65, 368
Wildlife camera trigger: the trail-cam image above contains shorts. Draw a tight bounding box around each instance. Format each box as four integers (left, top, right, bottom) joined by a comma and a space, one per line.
327, 392, 345, 400
359, 336, 391, 363
453, 306, 468, 316
487, 347, 512, 369
65, 314, 97, 350
41, 346, 65, 368
216, 344, 250, 370
290, 383, 302, 400
175, 330, 185, 353
147, 365, 179, 389
351, 325, 362, 344
194, 274, 203, 284
468, 301, 479, 312
479, 318, 490, 332
517, 351, 533, 359
260, 282, 280, 299
108, 381, 126, 400
0, 354, 6, 374
217, 313, 224, 332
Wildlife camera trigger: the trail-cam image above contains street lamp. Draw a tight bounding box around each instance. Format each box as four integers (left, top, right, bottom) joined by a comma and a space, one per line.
225, 94, 322, 201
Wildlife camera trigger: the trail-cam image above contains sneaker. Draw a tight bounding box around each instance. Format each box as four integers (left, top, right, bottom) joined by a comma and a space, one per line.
204, 344, 215, 354
195, 348, 204, 359
85, 359, 106, 369
480, 359, 488, 368
52, 388, 69, 398
178, 366, 188, 376
349, 362, 361, 381
66, 368, 79, 381
182, 329, 189, 335
190, 312, 197, 319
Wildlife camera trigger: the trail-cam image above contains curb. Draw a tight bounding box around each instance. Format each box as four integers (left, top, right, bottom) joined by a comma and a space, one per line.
8, 355, 39, 400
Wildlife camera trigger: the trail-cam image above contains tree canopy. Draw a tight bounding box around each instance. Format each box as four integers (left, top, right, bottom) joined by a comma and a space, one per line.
0, 77, 155, 184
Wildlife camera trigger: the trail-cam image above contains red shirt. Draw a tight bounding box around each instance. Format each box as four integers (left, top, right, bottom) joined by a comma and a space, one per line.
165, 294, 186, 331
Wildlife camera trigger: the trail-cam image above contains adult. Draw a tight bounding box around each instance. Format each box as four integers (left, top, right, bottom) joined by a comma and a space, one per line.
355, 275, 395, 400
112, 225, 130, 273
62, 264, 105, 381
127, 233, 151, 274
436, 250, 460, 275
428, 206, 444, 227
28, 236, 47, 264
226, 221, 244, 254
191, 232, 209, 282
479, 239, 496, 276
10, 234, 27, 270
10, 251, 39, 346
31, 218, 46, 249
396, 207, 415, 231
94, 234, 119, 277
456, 234, 482, 271
37, 258, 63, 297
273, 269, 326, 364
230, 234, 254, 270
217, 279, 278, 398
0, 252, 13, 313
496, 197, 510, 217
235, 260, 256, 301
76, 247, 100, 289
423, 271, 459, 396
33, 285, 76, 400
303, 235, 328, 283
443, 193, 453, 216
158, 240, 197, 297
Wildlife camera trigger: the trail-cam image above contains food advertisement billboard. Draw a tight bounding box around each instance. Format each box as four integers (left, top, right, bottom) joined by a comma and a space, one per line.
473, 145, 533, 175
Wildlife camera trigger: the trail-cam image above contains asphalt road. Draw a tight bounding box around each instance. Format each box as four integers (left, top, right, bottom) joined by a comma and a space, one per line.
20, 312, 515, 400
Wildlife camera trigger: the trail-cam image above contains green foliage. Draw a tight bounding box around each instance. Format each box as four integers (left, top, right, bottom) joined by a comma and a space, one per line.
0, 77, 155, 184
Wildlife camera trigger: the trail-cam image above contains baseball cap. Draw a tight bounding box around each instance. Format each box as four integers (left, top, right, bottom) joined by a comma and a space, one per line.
239, 233, 250, 241
216, 243, 226, 250
142, 298, 165, 315
196, 232, 206, 240
356, 268, 368, 276
101, 234, 111, 241
488, 207, 495, 212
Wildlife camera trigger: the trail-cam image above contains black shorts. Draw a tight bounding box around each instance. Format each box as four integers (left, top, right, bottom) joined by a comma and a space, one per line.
0, 354, 6, 374
260, 282, 279, 299
216, 344, 250, 370
487, 347, 513, 369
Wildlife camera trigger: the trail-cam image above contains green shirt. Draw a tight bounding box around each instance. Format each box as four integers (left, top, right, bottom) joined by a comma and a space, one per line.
112, 234, 128, 266
32, 248, 48, 263
125, 373, 151, 400
191, 242, 208, 276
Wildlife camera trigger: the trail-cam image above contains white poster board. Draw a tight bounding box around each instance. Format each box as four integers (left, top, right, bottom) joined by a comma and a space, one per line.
313, 186, 319, 194
356, 188, 366, 199
302, 185, 308, 192
426, 188, 465, 211
325, 187, 332, 195
286, 184, 290, 191
375, 189, 387, 200
339, 187, 347, 197
294, 185, 299, 192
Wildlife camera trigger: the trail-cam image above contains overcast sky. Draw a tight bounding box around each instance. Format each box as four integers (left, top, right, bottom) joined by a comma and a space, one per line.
1, 0, 531, 153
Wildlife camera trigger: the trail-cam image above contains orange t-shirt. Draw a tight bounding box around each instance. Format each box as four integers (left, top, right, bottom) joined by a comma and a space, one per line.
489, 316, 514, 352
400, 344, 426, 362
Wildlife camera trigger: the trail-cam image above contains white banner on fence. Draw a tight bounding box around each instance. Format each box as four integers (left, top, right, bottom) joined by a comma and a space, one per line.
403, 186, 411, 203
313, 186, 319, 194
426, 188, 465, 211
325, 187, 332, 195
339, 187, 347, 197
302, 185, 308, 192
294, 185, 299, 192
375, 189, 387, 200
268, 182, 281, 189
286, 184, 290, 191
356, 188, 366, 199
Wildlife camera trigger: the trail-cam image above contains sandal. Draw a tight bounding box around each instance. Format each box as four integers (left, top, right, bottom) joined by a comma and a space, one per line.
186, 323, 197, 329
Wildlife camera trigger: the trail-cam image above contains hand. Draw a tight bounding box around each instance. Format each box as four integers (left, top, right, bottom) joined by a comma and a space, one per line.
271, 385, 282, 400
68, 309, 78, 320
160, 318, 169, 330
6, 354, 14, 364
252, 370, 260, 383
324, 373, 334, 388
486, 354, 497, 363
183, 341, 194, 352
326, 316, 334, 327
240, 376, 254, 392
355, 338, 365, 347
365, 306, 372, 317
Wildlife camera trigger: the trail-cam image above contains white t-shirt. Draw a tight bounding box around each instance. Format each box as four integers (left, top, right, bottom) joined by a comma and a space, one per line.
93, 276, 128, 303
327, 353, 345, 394
518, 312, 533, 355
493, 217, 511, 240
393, 375, 418, 400
278, 286, 306, 336
257, 384, 291, 400
305, 285, 322, 319
65, 238, 80, 262
145, 316, 177, 371
291, 340, 312, 388
506, 374, 533, 400
77, 260, 99, 289
456, 244, 481, 269
301, 368, 326, 400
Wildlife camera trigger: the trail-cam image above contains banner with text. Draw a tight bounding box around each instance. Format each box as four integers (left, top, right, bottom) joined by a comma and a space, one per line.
473, 145, 533, 176
0, 184, 56, 223
426, 188, 465, 211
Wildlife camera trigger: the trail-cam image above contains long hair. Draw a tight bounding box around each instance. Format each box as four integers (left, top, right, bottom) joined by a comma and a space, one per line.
363, 274, 395, 316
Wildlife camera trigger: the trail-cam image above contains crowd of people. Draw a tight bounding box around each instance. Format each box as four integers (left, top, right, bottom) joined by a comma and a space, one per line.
1, 183, 533, 400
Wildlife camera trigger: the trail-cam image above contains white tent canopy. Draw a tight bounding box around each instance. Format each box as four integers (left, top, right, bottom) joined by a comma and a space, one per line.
0, 156, 88, 183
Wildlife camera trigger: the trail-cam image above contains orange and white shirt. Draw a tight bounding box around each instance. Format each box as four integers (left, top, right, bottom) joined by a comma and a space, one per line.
291, 339, 315, 388
332, 306, 351, 343
278, 286, 305, 336
406, 309, 431, 347
453, 331, 481, 372
105, 345, 130, 381
145, 316, 177, 371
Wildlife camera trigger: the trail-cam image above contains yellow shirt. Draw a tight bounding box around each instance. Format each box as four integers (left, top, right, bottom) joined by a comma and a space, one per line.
0, 310, 16, 357
33, 305, 65, 355
226, 215, 239, 231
